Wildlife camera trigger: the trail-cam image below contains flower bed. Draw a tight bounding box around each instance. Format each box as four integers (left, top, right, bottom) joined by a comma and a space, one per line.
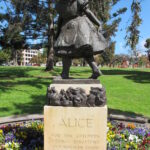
0, 121, 43, 150
107, 122, 150, 150
0, 121, 150, 150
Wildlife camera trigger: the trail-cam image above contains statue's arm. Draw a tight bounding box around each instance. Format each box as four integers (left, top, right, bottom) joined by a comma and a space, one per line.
84, 8, 101, 27
77, 0, 100, 26
55, 16, 63, 39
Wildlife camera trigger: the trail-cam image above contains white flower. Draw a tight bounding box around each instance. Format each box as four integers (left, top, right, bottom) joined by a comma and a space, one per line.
129, 134, 141, 143
107, 127, 109, 132
4, 141, 20, 149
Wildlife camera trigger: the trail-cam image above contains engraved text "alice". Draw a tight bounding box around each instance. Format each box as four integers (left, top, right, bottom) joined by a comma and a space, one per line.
60, 118, 93, 128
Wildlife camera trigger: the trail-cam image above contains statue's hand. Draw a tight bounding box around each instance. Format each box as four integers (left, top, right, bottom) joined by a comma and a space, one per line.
98, 26, 102, 33
98, 25, 105, 35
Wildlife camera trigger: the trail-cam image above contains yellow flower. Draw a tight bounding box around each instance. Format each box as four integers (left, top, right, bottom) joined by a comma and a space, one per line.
130, 142, 138, 149
110, 134, 115, 138
107, 130, 116, 142
37, 124, 44, 130
121, 134, 125, 139
107, 122, 112, 129
4, 143, 9, 149
0, 129, 3, 135
107, 137, 111, 143
126, 144, 130, 149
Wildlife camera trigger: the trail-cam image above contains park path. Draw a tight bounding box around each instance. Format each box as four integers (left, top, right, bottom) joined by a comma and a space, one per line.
0, 113, 150, 128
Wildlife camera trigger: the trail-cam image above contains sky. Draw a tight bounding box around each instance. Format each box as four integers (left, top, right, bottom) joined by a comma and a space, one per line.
112, 0, 150, 55
0, 0, 150, 55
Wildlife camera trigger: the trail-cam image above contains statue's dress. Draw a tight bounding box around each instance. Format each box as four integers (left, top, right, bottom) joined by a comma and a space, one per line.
54, 0, 108, 58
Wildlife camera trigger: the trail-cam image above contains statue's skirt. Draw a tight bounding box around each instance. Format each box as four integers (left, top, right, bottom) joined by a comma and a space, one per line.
54, 15, 108, 58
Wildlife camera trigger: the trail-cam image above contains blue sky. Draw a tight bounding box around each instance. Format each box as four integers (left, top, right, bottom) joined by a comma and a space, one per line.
112, 0, 150, 54
0, 0, 150, 54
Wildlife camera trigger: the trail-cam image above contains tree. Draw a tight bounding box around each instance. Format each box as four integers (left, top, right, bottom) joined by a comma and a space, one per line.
94, 55, 104, 66
22, 0, 126, 68
89, 0, 127, 65
125, 0, 142, 64
0, 0, 129, 68
0, 26, 26, 65
102, 42, 116, 66
18, 0, 55, 70
144, 38, 150, 49
0, 50, 10, 65
144, 38, 150, 61
30, 53, 46, 65
0, 0, 56, 68
0, 0, 27, 65
45, 0, 54, 71
138, 55, 148, 67
111, 54, 131, 67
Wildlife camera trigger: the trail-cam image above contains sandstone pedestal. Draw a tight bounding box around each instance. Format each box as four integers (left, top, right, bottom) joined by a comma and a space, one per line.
44, 106, 107, 150
45, 79, 107, 150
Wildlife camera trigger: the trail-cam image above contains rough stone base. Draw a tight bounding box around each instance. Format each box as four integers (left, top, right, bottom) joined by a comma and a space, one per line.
44, 106, 107, 150
47, 79, 106, 107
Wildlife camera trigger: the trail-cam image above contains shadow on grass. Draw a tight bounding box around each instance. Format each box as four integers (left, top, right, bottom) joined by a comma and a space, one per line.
0, 67, 41, 78
0, 95, 47, 117
0, 107, 10, 112
124, 74, 150, 84
69, 68, 150, 83
0, 78, 52, 116
108, 108, 145, 118
0, 67, 150, 117
101, 69, 150, 84
66, 68, 150, 83
1, 67, 150, 82
0, 77, 53, 92
12, 95, 46, 115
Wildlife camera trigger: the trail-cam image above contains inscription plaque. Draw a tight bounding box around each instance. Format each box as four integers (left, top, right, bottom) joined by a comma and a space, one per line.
44, 106, 107, 150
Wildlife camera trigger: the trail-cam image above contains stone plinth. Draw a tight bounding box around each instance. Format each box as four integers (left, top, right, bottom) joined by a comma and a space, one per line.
44, 106, 107, 150
49, 79, 102, 94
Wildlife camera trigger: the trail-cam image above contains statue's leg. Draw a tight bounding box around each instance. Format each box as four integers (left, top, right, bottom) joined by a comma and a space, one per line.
85, 56, 102, 79
61, 57, 72, 79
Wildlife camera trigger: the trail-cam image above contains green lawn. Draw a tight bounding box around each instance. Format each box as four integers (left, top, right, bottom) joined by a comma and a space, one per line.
0, 66, 150, 117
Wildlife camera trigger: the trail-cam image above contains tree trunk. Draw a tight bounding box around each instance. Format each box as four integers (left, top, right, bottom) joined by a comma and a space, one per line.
82, 59, 86, 67
46, 45, 54, 71
148, 50, 150, 62
13, 50, 18, 66
45, 1, 54, 71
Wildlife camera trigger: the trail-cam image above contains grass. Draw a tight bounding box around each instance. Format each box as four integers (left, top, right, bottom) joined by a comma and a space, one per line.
0, 66, 150, 117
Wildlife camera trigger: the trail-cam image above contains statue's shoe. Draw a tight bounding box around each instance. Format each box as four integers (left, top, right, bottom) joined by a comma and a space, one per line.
89, 70, 102, 79
61, 73, 69, 79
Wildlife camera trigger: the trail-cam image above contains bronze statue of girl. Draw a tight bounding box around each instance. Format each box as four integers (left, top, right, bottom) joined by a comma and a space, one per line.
54, 0, 108, 79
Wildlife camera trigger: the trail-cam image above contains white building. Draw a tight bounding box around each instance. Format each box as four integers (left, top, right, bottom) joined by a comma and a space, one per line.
56, 61, 63, 67
21, 49, 39, 66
